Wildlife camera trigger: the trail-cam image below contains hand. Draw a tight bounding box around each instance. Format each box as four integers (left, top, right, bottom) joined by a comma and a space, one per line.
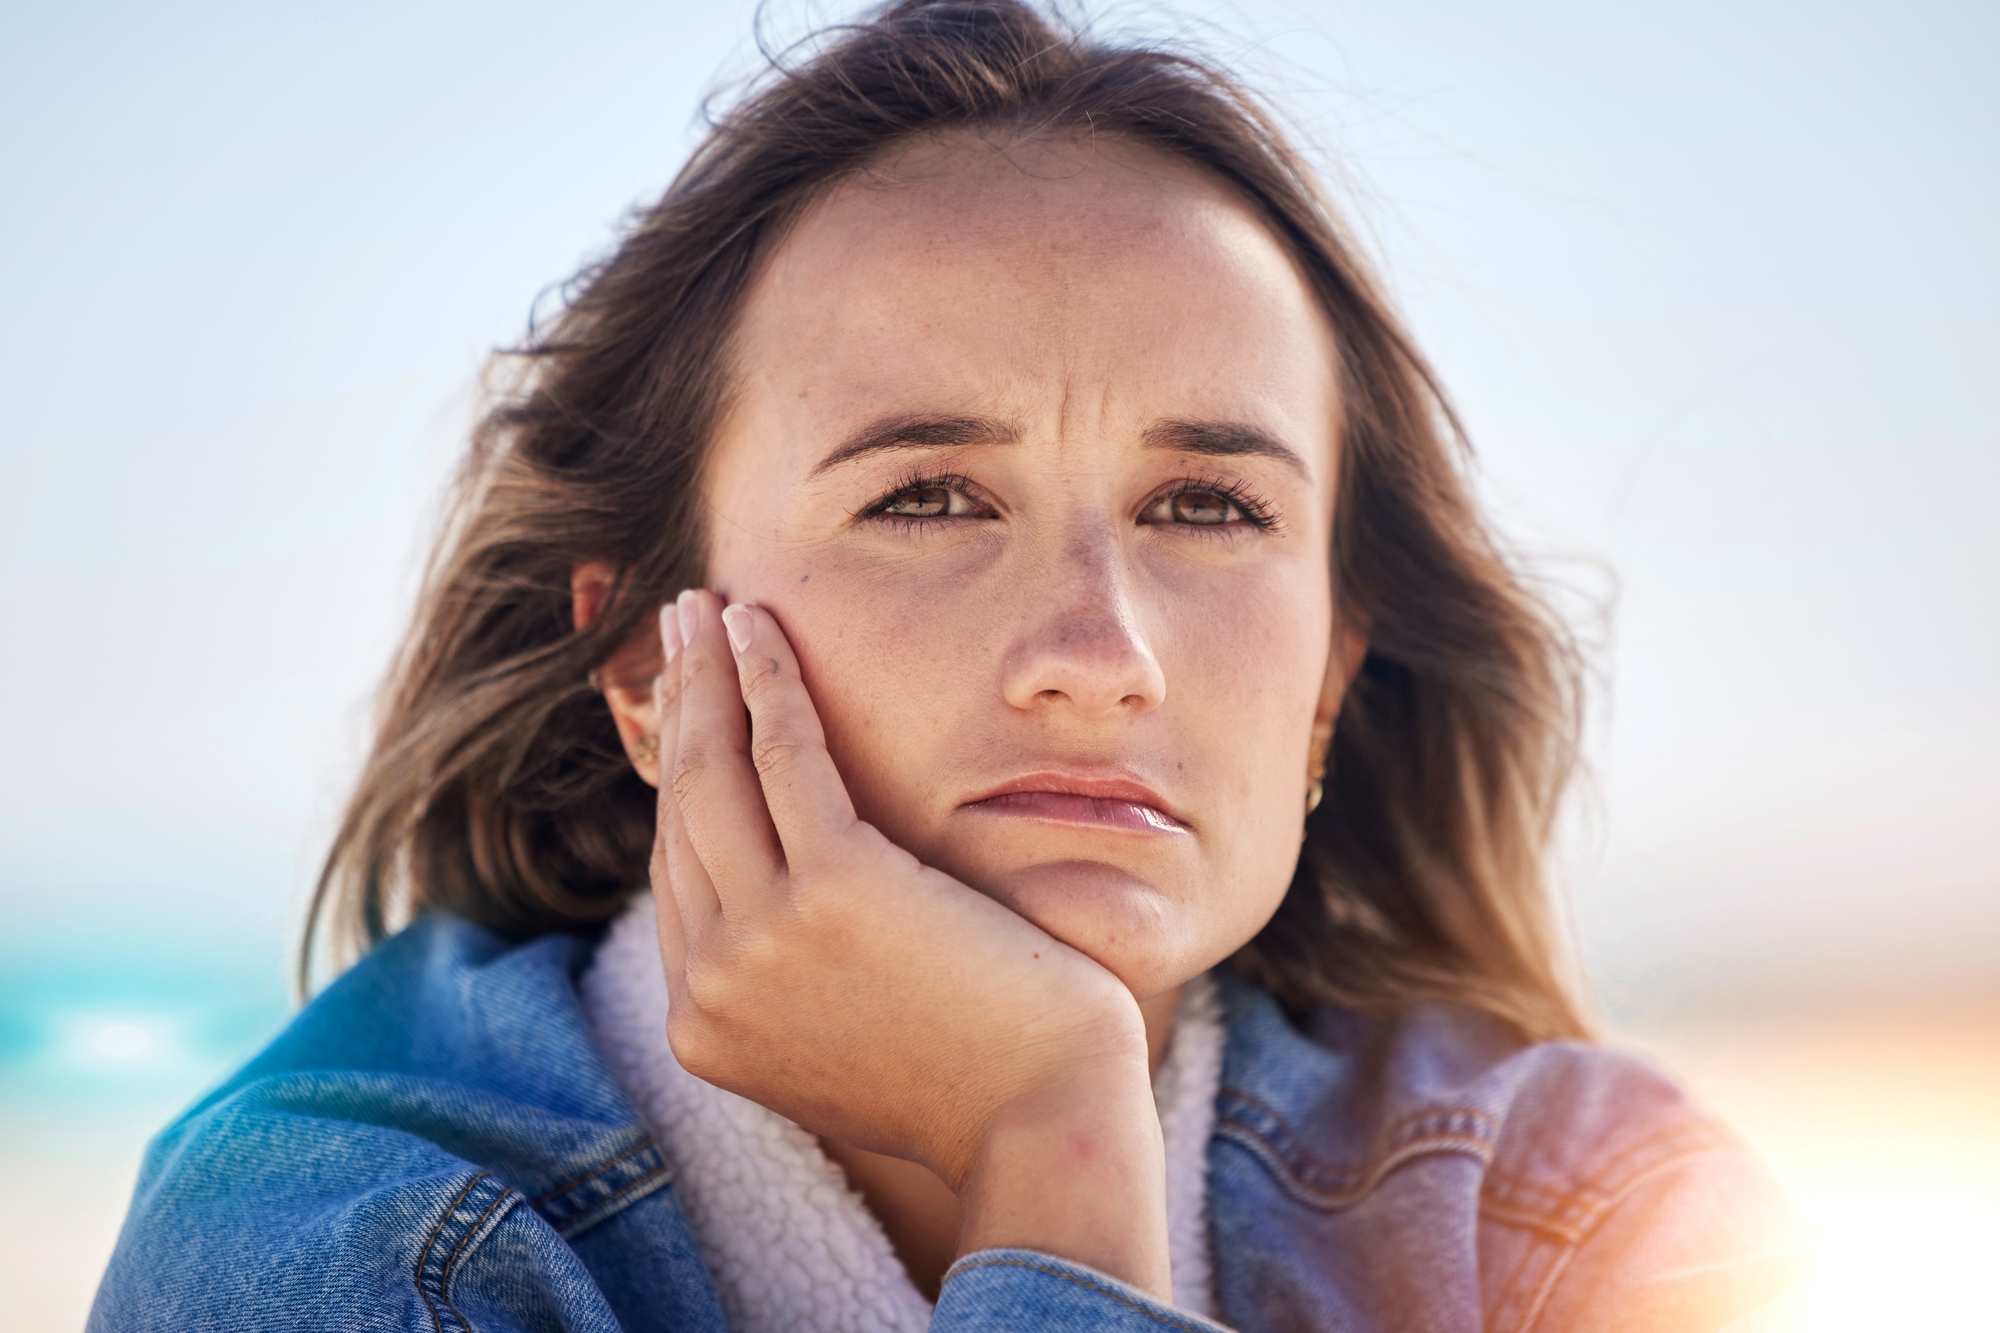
649, 589, 1171, 1298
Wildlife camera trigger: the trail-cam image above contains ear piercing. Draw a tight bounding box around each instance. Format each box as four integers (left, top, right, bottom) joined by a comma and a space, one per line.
632, 734, 659, 765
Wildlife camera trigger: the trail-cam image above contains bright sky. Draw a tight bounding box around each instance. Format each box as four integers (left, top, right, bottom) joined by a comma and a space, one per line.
0, 3, 1994, 1327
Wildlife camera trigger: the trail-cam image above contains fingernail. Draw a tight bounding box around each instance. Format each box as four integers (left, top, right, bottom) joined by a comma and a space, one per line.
721, 604, 753, 655
659, 603, 683, 662
676, 588, 698, 647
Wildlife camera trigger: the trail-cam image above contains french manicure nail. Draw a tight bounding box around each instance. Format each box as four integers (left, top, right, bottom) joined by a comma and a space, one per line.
659, 603, 683, 662
676, 589, 699, 646
722, 605, 753, 655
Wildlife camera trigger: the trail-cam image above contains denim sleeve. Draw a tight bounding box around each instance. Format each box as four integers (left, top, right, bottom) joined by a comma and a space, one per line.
1524, 1148, 1813, 1333
935, 1249, 1235, 1332
88, 1071, 724, 1333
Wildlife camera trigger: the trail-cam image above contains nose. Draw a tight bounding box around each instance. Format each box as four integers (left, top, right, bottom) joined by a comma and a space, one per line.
1000, 532, 1167, 718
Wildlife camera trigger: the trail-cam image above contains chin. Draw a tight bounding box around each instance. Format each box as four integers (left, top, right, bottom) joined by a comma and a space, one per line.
977, 858, 1203, 999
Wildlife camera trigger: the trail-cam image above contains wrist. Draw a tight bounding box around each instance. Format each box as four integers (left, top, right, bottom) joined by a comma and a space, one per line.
953, 1034, 1169, 1301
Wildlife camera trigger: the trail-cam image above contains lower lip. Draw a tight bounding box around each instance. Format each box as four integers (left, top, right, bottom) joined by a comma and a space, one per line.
964, 791, 1188, 833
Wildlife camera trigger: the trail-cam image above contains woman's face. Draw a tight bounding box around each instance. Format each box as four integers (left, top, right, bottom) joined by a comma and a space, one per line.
696, 133, 1354, 1000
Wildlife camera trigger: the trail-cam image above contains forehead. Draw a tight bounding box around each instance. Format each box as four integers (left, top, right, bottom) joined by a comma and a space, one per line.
727, 132, 1338, 464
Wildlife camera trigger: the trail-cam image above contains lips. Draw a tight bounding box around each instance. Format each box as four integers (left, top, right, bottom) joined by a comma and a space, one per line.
959, 772, 1189, 833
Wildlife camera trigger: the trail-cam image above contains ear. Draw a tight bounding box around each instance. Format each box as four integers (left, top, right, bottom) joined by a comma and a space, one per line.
572, 561, 668, 788
1309, 612, 1370, 757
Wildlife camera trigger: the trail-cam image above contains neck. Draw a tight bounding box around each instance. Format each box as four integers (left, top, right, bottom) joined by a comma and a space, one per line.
819, 983, 1184, 1300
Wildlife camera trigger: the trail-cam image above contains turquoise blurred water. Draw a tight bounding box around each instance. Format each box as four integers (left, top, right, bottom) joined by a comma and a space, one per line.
0, 911, 290, 1140
0, 903, 290, 1325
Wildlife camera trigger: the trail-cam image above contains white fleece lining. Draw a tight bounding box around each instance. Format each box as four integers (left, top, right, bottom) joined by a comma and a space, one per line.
579, 894, 1224, 1331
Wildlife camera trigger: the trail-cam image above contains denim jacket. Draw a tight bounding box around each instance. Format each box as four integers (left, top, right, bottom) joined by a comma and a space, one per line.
91, 915, 1806, 1331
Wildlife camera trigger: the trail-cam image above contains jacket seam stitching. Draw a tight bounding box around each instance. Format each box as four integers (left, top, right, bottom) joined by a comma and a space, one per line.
948, 1256, 1216, 1331
1482, 1120, 1739, 1235
549, 1159, 673, 1238
414, 1172, 486, 1333
1479, 1196, 1581, 1244
1216, 1086, 1500, 1198
1510, 1138, 1744, 1333
1483, 1229, 1566, 1333
440, 1181, 515, 1332
528, 1134, 658, 1207
1213, 1117, 1493, 1211
1220, 1086, 1504, 1152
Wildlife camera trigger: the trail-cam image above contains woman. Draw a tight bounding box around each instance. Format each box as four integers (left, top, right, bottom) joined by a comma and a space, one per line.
93, 2, 1806, 1329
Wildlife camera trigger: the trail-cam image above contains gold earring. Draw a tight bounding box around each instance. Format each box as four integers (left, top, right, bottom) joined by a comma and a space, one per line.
1305, 751, 1327, 816
587, 668, 604, 693
632, 733, 659, 765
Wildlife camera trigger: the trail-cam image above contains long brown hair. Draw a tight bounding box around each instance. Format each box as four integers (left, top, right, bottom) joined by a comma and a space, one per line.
306, 0, 1590, 1042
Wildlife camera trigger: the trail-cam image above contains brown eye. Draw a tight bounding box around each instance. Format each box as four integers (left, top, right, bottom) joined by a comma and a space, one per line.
885, 486, 952, 517
1170, 490, 1236, 525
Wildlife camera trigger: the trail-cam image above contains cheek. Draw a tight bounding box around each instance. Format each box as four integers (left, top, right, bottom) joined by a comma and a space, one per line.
729, 549, 989, 840
1157, 554, 1333, 780
1164, 565, 1332, 911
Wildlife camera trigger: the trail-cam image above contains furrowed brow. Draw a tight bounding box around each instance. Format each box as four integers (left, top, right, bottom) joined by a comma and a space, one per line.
811, 413, 1020, 476
1142, 419, 1311, 480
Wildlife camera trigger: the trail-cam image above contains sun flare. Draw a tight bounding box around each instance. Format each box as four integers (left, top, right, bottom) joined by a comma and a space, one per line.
1631, 1008, 2000, 1333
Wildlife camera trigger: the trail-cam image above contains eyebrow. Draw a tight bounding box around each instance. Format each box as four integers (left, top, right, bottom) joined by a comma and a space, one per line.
811, 413, 1020, 475
1142, 419, 1311, 479
807, 411, 1311, 479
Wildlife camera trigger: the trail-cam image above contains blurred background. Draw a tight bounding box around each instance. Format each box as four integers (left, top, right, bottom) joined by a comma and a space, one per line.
2, 0, 1993, 1327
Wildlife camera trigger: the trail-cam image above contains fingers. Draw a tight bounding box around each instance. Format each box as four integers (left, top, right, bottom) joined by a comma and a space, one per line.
718, 602, 861, 864
649, 607, 707, 977
669, 590, 787, 902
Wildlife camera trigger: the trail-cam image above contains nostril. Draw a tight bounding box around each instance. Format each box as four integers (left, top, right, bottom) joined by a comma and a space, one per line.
1001, 604, 1169, 716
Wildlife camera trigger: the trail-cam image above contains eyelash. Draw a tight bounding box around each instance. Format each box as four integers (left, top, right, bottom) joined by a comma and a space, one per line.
856, 468, 1282, 535
855, 468, 990, 533
1152, 473, 1283, 534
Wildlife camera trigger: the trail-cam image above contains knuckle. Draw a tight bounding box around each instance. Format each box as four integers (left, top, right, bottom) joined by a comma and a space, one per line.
723, 914, 783, 975
748, 730, 807, 776
668, 750, 707, 804
681, 941, 739, 1013
664, 1008, 722, 1081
